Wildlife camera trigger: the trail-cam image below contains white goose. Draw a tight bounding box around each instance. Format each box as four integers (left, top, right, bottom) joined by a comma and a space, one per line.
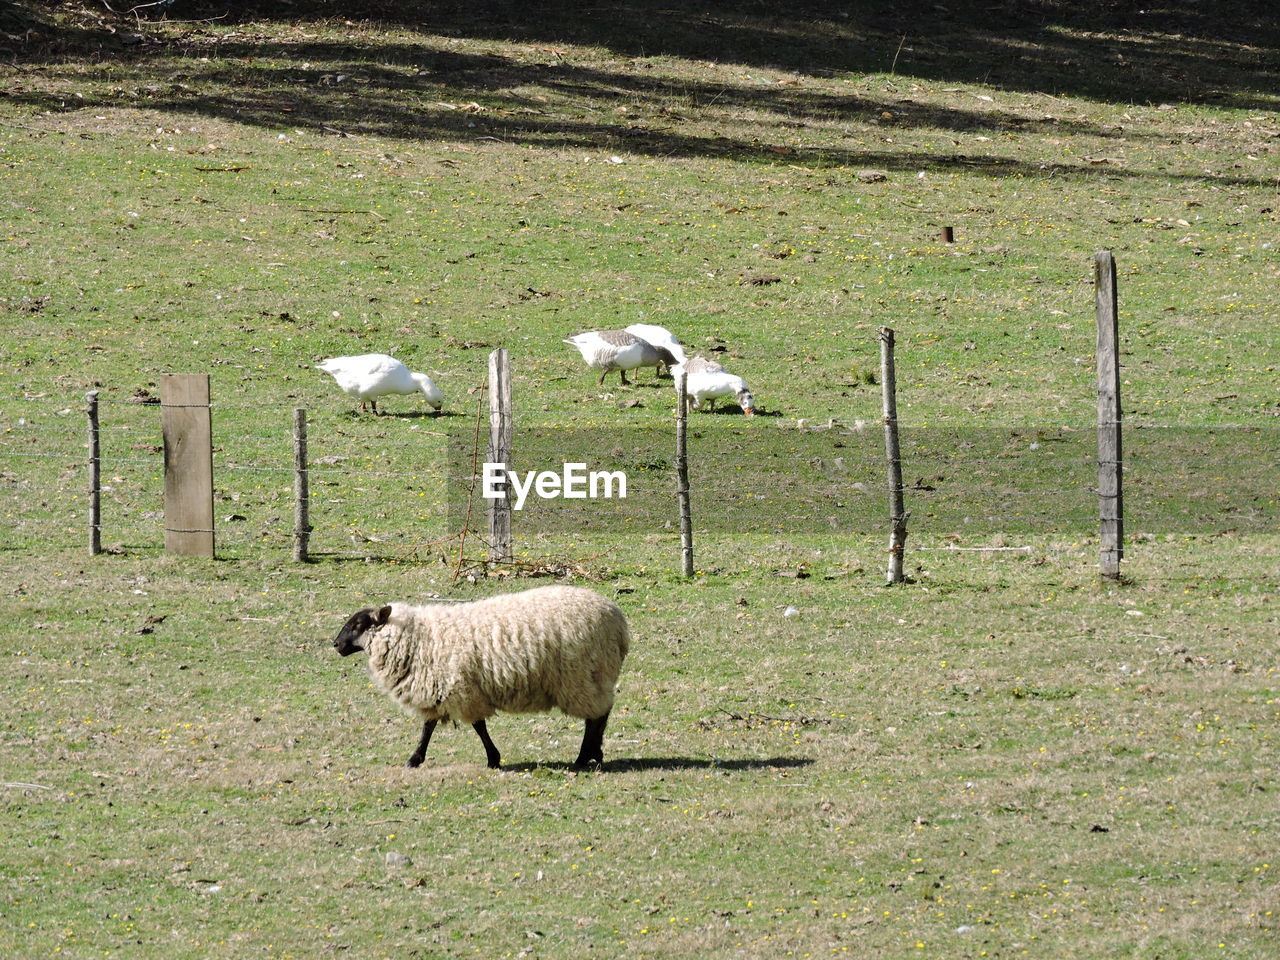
672, 357, 755, 416
624, 323, 687, 375
316, 353, 444, 415
563, 330, 678, 385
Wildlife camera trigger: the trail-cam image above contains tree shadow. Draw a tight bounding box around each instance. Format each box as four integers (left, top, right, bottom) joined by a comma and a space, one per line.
4, 1, 1276, 186
8, 1, 1276, 108
501, 754, 815, 773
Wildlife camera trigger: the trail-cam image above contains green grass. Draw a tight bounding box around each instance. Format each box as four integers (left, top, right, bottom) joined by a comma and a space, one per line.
2, 3, 1278, 958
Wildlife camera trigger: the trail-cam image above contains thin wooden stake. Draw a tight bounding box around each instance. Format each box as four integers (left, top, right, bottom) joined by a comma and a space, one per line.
1095, 250, 1124, 579
87, 390, 101, 556
675, 373, 694, 578
880, 327, 908, 584
890, 34, 907, 74
293, 407, 310, 562
487, 348, 513, 563
160, 373, 215, 558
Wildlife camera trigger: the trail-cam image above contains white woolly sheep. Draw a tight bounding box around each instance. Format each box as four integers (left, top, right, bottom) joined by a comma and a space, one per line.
333, 585, 629, 770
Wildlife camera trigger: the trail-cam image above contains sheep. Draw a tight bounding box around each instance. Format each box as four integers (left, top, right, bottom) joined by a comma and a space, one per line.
332, 585, 629, 770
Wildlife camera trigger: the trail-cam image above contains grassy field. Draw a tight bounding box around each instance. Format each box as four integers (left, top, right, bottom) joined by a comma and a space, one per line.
2, 2, 1278, 958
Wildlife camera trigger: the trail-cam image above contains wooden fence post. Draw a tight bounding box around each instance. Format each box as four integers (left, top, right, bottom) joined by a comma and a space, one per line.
86, 390, 101, 556
293, 407, 310, 562
160, 373, 215, 558
880, 327, 908, 584
1095, 250, 1124, 579
487, 348, 513, 562
675, 373, 694, 578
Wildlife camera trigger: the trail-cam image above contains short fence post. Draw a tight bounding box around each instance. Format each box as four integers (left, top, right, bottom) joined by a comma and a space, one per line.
880, 327, 908, 584
160, 373, 215, 558
675, 373, 694, 578
86, 390, 101, 556
293, 407, 310, 563
487, 348, 513, 562
1095, 250, 1124, 579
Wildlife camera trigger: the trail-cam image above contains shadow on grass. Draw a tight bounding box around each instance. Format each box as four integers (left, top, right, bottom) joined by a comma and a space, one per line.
7, 1, 1277, 106
3, 2, 1276, 189
378, 408, 465, 420
502, 755, 815, 773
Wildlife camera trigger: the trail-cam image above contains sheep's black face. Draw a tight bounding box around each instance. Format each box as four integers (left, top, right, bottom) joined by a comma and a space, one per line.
333, 605, 391, 656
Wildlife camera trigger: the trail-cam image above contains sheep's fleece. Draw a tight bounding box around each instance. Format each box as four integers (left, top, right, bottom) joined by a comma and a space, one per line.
334, 585, 629, 768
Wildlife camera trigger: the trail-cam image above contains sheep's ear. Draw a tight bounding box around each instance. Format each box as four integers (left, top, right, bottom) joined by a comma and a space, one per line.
373, 604, 393, 626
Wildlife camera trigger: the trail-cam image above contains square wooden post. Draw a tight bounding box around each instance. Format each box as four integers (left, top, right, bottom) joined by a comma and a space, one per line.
161, 374, 215, 558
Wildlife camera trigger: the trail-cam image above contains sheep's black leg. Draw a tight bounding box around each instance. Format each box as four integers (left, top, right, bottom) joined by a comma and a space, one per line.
472, 719, 502, 769
406, 718, 438, 768
573, 712, 611, 770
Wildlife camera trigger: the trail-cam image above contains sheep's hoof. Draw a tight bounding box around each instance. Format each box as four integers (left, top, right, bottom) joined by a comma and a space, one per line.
406, 756, 424, 768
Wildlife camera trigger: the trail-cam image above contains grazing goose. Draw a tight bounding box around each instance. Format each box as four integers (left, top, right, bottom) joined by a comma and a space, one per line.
678, 356, 724, 376
673, 358, 755, 416
624, 323, 687, 375
563, 330, 677, 385
316, 353, 444, 415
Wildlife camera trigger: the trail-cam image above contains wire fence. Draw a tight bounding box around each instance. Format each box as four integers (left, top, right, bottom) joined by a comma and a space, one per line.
2, 391, 1277, 568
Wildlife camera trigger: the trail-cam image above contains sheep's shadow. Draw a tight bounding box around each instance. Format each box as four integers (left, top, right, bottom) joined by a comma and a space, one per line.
501, 755, 814, 774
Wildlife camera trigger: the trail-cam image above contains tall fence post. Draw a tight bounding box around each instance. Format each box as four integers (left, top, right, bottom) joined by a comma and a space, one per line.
1095, 250, 1124, 579
160, 373, 215, 558
86, 390, 101, 556
675, 372, 694, 578
880, 327, 908, 584
293, 407, 310, 563
487, 348, 513, 563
